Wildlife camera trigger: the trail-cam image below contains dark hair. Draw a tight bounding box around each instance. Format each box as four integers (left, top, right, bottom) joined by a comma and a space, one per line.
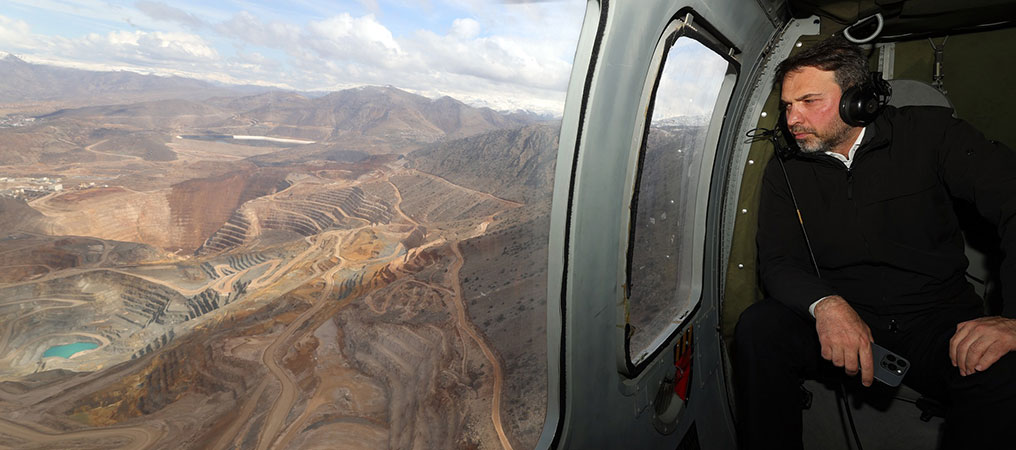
775, 35, 869, 91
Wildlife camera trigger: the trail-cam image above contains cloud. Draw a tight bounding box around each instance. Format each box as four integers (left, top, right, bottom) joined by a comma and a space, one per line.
135, 1, 208, 30
449, 18, 480, 39
357, 0, 380, 13
217, 11, 300, 48
77, 30, 219, 63
213, 11, 407, 73
0, 15, 34, 49
138, 31, 219, 61
4, 2, 588, 114
400, 23, 572, 91
305, 14, 403, 63
5, 0, 135, 28
206, 4, 584, 113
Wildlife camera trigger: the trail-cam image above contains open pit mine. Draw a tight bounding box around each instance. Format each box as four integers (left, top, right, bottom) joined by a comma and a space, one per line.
0, 79, 556, 450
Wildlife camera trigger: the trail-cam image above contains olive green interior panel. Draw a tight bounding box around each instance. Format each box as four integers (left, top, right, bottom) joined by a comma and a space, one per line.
720, 31, 836, 349
720, 93, 777, 348
892, 27, 1016, 149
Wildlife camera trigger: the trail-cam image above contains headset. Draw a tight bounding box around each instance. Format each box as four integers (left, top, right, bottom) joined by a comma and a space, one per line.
839, 71, 892, 127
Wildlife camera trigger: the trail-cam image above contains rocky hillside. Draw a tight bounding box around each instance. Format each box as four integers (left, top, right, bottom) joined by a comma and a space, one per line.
213, 86, 540, 147
3, 82, 547, 165
408, 122, 560, 204
88, 130, 176, 161
0, 198, 44, 235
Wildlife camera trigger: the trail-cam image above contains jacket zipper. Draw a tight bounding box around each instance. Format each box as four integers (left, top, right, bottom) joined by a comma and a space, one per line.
846, 168, 853, 200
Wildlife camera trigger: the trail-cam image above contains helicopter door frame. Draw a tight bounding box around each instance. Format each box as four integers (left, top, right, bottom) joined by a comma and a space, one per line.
541, 0, 786, 448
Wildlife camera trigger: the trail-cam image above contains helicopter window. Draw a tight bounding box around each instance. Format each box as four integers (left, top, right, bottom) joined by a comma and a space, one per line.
625, 32, 730, 367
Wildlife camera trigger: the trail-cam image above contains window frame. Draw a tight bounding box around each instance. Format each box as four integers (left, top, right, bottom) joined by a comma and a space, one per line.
617, 12, 739, 376
539, 0, 607, 447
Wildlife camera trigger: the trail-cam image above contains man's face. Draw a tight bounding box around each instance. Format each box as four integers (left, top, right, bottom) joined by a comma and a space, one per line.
781, 66, 854, 153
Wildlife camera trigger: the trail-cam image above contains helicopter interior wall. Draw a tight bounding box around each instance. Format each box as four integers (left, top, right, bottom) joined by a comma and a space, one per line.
888, 26, 1016, 315
786, 0, 1016, 36
722, 17, 1016, 450
888, 26, 1016, 150
549, 0, 781, 448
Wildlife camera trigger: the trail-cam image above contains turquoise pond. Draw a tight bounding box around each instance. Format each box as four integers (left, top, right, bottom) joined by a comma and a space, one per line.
43, 342, 98, 358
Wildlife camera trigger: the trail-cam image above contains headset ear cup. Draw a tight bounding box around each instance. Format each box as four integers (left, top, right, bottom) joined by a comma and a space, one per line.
839, 73, 891, 126
839, 84, 867, 127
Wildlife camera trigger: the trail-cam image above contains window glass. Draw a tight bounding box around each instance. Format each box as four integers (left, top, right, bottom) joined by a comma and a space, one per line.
0, 1, 587, 448
626, 35, 729, 363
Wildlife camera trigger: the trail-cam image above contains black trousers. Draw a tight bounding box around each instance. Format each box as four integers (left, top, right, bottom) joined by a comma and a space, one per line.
734, 298, 1016, 450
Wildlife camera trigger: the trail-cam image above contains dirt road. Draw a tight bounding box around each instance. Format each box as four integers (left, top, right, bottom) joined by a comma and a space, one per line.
448, 240, 513, 450
0, 417, 159, 450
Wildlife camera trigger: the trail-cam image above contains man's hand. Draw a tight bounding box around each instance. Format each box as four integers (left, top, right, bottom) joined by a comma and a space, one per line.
949, 316, 1016, 376
814, 296, 875, 386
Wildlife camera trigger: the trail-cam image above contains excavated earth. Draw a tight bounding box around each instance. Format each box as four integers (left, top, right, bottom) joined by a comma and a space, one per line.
0, 93, 556, 450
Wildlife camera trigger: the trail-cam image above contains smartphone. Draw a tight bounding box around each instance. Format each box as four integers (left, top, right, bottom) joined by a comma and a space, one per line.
871, 342, 909, 387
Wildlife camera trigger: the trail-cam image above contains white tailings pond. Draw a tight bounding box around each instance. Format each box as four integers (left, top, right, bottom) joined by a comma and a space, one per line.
177, 135, 316, 145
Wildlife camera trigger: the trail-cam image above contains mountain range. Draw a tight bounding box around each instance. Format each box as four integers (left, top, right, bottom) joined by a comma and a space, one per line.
0, 55, 545, 139
0, 53, 550, 162
0, 54, 254, 104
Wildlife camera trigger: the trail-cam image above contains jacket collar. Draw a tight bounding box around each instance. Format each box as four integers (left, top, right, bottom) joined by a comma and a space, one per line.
862, 105, 894, 149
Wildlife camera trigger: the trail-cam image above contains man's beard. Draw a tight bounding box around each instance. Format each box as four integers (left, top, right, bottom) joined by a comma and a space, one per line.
791, 120, 854, 153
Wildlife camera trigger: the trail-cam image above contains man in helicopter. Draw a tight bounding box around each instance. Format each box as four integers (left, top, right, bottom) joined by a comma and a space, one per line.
735, 35, 1016, 449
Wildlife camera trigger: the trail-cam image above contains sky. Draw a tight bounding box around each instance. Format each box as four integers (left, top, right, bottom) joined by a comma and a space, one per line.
0, 0, 588, 114
652, 38, 729, 121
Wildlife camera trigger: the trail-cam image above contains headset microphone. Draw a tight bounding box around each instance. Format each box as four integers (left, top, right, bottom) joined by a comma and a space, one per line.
744, 124, 820, 276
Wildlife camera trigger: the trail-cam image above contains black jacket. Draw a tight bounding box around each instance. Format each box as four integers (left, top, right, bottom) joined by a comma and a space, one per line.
757, 105, 1016, 318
